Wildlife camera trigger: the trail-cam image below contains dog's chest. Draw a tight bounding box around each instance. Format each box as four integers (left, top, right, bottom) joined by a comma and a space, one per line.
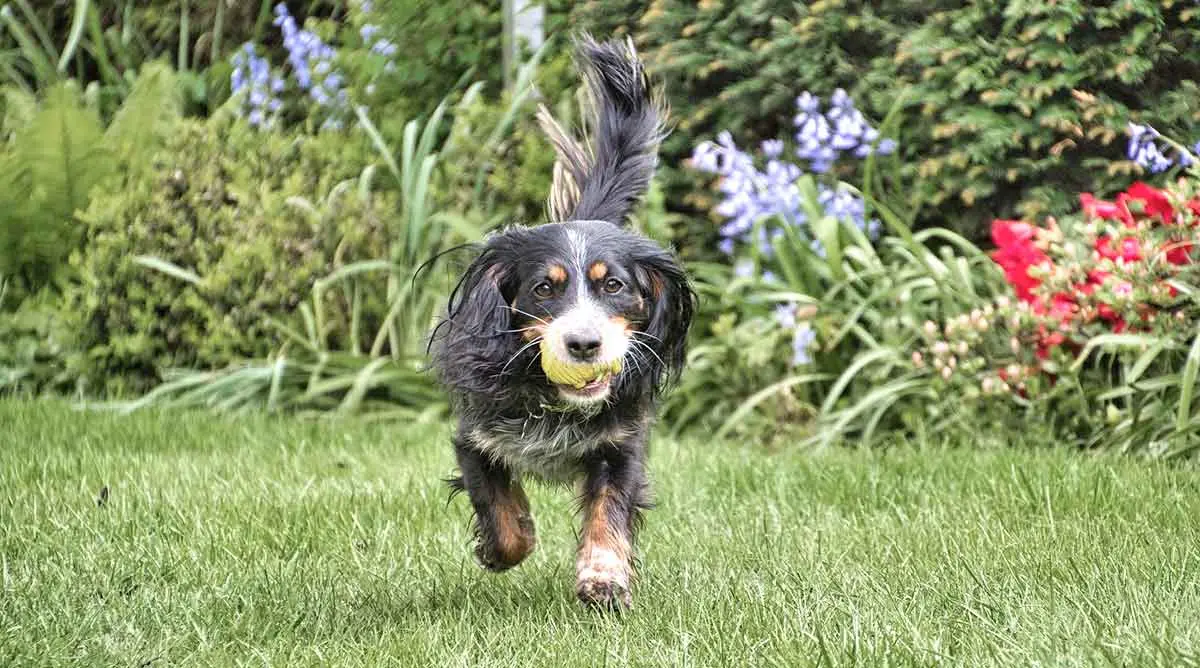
470, 415, 629, 480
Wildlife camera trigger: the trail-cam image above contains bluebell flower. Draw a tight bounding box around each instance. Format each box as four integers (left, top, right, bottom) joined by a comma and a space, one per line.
274, 3, 344, 111
230, 43, 282, 130
791, 324, 817, 366
693, 90, 892, 257
774, 303, 798, 329
795, 92, 820, 113
734, 259, 756, 278
360, 24, 380, 41
371, 39, 399, 57
1126, 123, 1180, 173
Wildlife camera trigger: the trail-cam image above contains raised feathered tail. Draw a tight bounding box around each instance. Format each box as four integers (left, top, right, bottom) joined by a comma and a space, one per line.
537, 35, 667, 226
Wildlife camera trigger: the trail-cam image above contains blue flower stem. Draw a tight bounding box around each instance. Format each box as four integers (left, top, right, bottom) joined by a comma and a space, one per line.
251, 0, 275, 44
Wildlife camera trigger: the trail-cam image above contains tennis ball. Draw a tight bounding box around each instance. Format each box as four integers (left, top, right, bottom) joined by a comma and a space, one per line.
540, 338, 623, 388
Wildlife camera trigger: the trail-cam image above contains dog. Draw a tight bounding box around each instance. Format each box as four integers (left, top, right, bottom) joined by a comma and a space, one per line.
431, 36, 694, 610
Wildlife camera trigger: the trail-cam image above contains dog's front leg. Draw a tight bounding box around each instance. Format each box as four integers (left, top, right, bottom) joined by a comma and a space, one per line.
576, 445, 649, 610
454, 437, 536, 572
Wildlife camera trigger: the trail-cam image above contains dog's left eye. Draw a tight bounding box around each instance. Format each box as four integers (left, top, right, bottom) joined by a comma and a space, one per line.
532, 282, 554, 299
602, 277, 624, 294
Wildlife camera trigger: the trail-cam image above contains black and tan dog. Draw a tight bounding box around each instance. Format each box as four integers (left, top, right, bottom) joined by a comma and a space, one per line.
432, 36, 693, 610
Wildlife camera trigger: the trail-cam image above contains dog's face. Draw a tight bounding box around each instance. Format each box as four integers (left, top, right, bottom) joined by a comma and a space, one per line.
436, 220, 693, 407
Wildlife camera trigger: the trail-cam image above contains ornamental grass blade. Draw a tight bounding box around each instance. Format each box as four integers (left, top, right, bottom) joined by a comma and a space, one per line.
820, 347, 901, 414
132, 255, 203, 286
1176, 331, 1200, 432
715, 373, 831, 440
1069, 334, 1170, 373
815, 377, 930, 449
338, 356, 393, 414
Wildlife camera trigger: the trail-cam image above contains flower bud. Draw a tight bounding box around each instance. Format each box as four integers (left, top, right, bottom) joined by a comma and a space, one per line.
982, 377, 995, 394
933, 341, 950, 356
956, 341, 969, 355
923, 321, 938, 337
1010, 337, 1020, 354
912, 351, 924, 367
941, 366, 953, 380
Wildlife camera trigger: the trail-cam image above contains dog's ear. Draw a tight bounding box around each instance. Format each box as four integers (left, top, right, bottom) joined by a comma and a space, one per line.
432, 247, 516, 393
633, 248, 695, 380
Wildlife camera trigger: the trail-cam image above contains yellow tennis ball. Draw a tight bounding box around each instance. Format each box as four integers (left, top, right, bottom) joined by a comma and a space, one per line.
540, 338, 623, 388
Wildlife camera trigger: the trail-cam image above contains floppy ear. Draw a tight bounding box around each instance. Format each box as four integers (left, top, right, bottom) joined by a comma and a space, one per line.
432, 247, 516, 394
634, 249, 695, 381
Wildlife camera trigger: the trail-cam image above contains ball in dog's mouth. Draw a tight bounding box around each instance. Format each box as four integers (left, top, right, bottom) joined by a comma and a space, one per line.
540, 339, 622, 399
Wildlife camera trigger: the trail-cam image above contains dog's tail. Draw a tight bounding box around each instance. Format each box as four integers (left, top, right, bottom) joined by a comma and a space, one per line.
537, 35, 667, 227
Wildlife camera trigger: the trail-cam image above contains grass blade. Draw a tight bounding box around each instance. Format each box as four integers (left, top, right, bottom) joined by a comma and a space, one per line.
57, 0, 90, 72
1176, 331, 1200, 432
133, 255, 204, 286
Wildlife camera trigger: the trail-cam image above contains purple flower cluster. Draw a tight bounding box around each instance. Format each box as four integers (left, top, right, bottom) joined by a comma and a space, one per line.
273, 3, 346, 111
230, 44, 284, 128
359, 24, 399, 59
774, 303, 817, 366
1127, 123, 1197, 172
691, 133, 884, 258
794, 90, 896, 173
692, 90, 895, 368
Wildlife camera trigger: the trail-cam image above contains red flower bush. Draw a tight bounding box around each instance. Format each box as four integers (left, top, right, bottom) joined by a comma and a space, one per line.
989, 181, 1200, 362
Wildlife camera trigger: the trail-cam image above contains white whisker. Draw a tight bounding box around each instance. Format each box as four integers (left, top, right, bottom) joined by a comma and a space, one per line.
630, 338, 666, 369
501, 336, 544, 374
504, 305, 551, 326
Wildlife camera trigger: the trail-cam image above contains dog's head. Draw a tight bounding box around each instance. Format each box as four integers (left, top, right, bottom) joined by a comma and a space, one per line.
435, 221, 693, 407
432, 36, 691, 408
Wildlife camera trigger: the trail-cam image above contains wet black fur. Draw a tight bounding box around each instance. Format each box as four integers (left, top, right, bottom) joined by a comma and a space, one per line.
430, 36, 692, 605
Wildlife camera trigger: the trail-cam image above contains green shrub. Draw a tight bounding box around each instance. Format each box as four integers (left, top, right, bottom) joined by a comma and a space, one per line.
0, 63, 179, 294
616, 0, 1200, 249
62, 114, 394, 395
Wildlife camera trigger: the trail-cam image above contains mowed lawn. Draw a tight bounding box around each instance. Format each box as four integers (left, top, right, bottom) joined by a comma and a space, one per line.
2, 401, 1200, 666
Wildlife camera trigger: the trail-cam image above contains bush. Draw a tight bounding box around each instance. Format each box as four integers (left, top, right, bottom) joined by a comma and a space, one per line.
61, 115, 393, 395
0, 65, 180, 294
622, 0, 1200, 249
914, 174, 1200, 456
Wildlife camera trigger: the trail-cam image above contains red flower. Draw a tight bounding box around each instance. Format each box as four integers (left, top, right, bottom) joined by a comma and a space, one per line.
1095, 303, 1128, 333
1036, 330, 1066, 360
1095, 235, 1142, 262
991, 219, 1048, 301
1165, 240, 1193, 266
1120, 182, 1174, 223
1080, 193, 1133, 227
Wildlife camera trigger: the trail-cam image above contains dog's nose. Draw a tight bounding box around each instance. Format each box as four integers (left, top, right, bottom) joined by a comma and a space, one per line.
565, 332, 602, 361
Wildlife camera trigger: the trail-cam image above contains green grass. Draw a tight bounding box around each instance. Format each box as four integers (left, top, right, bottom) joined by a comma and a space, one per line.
3, 400, 1200, 666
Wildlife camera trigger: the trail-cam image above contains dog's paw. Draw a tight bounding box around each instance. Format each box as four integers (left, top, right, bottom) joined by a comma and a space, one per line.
575, 548, 632, 611
474, 515, 536, 572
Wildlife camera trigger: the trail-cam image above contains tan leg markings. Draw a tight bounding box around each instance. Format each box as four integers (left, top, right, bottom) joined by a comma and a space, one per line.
575, 487, 633, 609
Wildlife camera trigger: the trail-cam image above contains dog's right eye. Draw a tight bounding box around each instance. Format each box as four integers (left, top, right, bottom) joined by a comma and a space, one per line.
532, 282, 554, 299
